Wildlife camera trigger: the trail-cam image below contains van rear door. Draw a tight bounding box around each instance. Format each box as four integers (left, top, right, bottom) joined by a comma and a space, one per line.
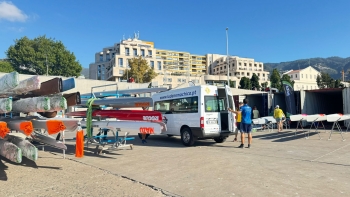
202, 95, 221, 135
224, 85, 235, 132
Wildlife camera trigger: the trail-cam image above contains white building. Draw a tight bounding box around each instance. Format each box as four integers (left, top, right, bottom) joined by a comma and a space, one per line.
283, 66, 320, 90
89, 34, 270, 89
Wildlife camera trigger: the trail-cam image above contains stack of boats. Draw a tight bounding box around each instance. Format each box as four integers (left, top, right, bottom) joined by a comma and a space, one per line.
0, 71, 81, 163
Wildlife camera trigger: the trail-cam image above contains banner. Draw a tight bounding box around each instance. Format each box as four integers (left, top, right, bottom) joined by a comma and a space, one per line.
282, 81, 296, 115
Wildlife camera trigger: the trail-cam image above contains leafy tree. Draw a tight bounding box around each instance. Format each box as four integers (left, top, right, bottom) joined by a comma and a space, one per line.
261, 82, 269, 91
6, 35, 82, 77
317, 72, 343, 88
122, 56, 157, 83
0, 61, 14, 73
229, 80, 236, 88
250, 73, 261, 90
239, 77, 251, 89
270, 69, 282, 91
280, 74, 294, 91
316, 75, 322, 88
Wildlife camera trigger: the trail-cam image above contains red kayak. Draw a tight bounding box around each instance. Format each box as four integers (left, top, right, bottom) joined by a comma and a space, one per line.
66, 110, 163, 122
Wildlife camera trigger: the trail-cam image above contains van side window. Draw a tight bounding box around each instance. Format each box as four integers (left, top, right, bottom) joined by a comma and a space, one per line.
204, 96, 225, 112
154, 96, 198, 114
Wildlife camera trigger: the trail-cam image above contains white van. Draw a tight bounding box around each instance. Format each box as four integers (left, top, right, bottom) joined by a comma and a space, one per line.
152, 85, 236, 146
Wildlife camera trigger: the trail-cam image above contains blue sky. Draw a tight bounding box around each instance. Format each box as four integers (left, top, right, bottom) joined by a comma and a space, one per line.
0, 0, 349, 68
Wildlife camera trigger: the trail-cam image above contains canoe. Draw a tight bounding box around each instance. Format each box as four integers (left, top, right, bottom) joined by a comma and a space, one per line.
6, 135, 38, 161
66, 110, 163, 122
80, 87, 167, 98
0, 139, 22, 163
290, 114, 307, 122
0, 119, 34, 136
12, 97, 50, 112
81, 120, 167, 134
79, 97, 153, 108
326, 114, 350, 122
30, 131, 67, 150
306, 114, 327, 122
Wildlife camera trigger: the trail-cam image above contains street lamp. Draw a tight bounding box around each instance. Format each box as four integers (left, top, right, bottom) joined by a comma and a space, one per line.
226, 27, 230, 86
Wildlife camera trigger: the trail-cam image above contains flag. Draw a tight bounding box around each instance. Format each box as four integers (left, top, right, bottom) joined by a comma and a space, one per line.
282, 81, 296, 115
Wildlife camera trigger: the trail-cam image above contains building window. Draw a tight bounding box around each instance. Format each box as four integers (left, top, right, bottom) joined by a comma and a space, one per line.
249, 63, 252, 67
150, 61, 154, 69
290, 75, 293, 78
314, 75, 316, 79
100, 55, 103, 62
244, 63, 247, 66
141, 49, 145, 57
259, 64, 262, 67
177, 79, 181, 82
148, 50, 152, 56
263, 74, 265, 77
224, 66, 226, 69
295, 74, 297, 78
118, 58, 123, 67
125, 48, 130, 56
302, 74, 303, 78
220, 67, 222, 70
239, 62, 242, 66
306, 74, 308, 79
133, 49, 137, 56
254, 64, 257, 67
182, 79, 186, 83
168, 78, 172, 82
158, 61, 161, 70
119, 70, 124, 75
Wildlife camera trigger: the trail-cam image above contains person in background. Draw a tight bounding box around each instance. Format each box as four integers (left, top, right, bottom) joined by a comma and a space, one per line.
253, 106, 260, 119
239, 99, 253, 148
273, 105, 285, 132
228, 102, 243, 142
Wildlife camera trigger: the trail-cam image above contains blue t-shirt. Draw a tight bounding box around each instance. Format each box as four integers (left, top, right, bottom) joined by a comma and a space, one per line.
241, 104, 252, 124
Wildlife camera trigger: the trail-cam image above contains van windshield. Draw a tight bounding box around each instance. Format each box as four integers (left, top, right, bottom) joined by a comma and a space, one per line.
204, 96, 225, 112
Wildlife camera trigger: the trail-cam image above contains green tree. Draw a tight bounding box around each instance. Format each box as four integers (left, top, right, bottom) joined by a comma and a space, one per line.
316, 72, 343, 89
6, 35, 82, 77
229, 80, 236, 88
270, 69, 282, 91
250, 73, 261, 90
316, 75, 322, 88
280, 74, 294, 91
0, 61, 14, 73
261, 82, 269, 91
239, 77, 251, 89
122, 56, 157, 83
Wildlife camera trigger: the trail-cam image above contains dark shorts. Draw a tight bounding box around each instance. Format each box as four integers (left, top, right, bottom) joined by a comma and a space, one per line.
236, 122, 241, 131
241, 123, 252, 133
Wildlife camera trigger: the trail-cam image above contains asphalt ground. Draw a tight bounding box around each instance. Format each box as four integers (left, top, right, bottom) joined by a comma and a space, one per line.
1, 127, 350, 197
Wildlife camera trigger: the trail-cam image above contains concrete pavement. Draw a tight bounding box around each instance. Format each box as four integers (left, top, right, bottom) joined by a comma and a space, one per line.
2, 129, 350, 196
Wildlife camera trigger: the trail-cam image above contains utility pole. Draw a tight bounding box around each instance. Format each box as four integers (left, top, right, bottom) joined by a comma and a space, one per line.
226, 27, 230, 86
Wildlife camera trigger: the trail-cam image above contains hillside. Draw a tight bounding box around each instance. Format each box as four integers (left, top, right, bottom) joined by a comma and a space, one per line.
264, 56, 350, 79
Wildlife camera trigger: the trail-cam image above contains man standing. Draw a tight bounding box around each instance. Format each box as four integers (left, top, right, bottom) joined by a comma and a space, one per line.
239, 99, 252, 148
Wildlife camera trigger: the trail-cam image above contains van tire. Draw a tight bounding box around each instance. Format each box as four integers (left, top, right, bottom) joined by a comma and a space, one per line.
214, 137, 227, 143
138, 133, 150, 139
180, 127, 195, 146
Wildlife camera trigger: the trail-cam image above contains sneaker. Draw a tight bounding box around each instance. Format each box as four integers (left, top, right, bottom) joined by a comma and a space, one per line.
238, 144, 244, 148
247, 144, 251, 148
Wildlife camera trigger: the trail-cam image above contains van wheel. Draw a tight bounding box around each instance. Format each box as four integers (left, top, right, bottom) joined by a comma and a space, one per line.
138, 133, 150, 139
214, 137, 227, 143
181, 127, 195, 146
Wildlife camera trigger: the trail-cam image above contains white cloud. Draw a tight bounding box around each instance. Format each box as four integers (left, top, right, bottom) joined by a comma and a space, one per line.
0, 1, 28, 22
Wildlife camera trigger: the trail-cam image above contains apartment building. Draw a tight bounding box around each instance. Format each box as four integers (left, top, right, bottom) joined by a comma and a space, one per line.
89, 34, 270, 88
206, 54, 270, 85
283, 66, 320, 90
